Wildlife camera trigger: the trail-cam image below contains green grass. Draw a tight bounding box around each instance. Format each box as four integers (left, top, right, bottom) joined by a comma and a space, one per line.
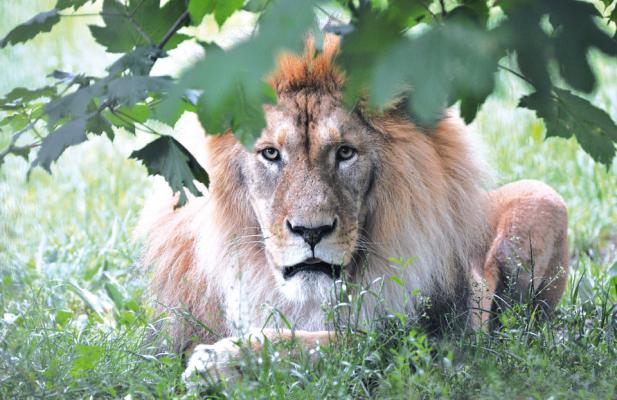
1, 3, 616, 399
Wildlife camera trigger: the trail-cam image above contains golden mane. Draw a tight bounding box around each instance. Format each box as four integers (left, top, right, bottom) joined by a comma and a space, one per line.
269, 35, 344, 95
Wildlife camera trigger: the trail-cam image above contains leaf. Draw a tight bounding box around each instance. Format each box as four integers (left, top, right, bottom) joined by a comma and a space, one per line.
130, 136, 209, 207
520, 89, 617, 166
0, 9, 61, 48
86, 113, 114, 140
390, 275, 405, 287
188, 0, 244, 27
32, 117, 88, 172
45, 83, 103, 126
0, 86, 56, 108
549, 0, 617, 93
71, 344, 102, 377
163, 33, 191, 51
48, 70, 92, 86
55, 0, 92, 10
106, 45, 164, 76
152, 95, 197, 127
105, 282, 125, 309
0, 144, 32, 168
103, 110, 135, 134
214, 0, 244, 26
89, 0, 187, 53
498, 9, 552, 94
369, 21, 499, 125
88, 0, 143, 53
48, 70, 75, 82
119, 104, 150, 123
66, 280, 106, 316
54, 309, 73, 326
107, 76, 171, 107
197, 80, 275, 148
188, 0, 215, 25
159, 0, 317, 147
244, 0, 271, 13
339, 5, 407, 106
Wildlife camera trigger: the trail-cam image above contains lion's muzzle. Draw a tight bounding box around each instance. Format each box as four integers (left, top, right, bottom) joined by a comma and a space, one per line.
285, 218, 337, 250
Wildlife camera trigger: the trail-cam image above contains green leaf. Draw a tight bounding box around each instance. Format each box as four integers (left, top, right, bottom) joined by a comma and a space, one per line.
106, 45, 164, 76
0, 9, 61, 48
88, 0, 143, 53
32, 117, 88, 172
0, 86, 57, 108
130, 136, 209, 207
197, 80, 274, 148
54, 309, 73, 326
244, 0, 271, 12
45, 84, 102, 126
549, 0, 617, 93
103, 110, 135, 134
339, 5, 406, 107
55, 0, 91, 10
520, 89, 617, 166
120, 104, 150, 123
48, 70, 92, 86
369, 21, 499, 125
152, 95, 197, 127
159, 0, 317, 147
86, 113, 114, 140
499, 9, 552, 94
214, 0, 244, 26
188, 0, 215, 25
66, 280, 105, 316
105, 282, 125, 309
71, 344, 102, 377
163, 33, 191, 51
89, 0, 187, 53
0, 8, 60, 49
107, 76, 170, 107
188, 0, 244, 27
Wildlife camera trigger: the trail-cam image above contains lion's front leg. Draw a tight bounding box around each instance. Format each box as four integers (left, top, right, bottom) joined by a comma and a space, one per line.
479, 180, 569, 327
182, 328, 335, 382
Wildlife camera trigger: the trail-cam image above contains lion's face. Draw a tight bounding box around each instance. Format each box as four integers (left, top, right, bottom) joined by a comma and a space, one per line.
243, 93, 378, 301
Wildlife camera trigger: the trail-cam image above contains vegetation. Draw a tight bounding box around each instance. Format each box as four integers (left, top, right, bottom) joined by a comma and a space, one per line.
1, 0, 616, 398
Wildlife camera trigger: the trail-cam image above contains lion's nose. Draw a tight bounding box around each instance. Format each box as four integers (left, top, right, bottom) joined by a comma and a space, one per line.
286, 219, 337, 249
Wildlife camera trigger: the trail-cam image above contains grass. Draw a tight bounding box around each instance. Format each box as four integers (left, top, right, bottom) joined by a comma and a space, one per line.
1, 3, 616, 399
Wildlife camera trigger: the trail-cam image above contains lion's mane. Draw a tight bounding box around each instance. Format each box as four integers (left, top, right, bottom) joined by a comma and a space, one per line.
138, 36, 491, 349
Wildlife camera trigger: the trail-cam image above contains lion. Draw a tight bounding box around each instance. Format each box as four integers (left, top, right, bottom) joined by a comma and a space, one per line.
137, 35, 569, 379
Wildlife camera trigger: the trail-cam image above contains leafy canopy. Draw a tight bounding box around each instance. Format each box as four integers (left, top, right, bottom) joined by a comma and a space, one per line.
1, 0, 616, 205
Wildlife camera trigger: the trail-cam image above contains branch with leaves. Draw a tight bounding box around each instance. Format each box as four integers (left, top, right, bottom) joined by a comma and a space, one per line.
0, 0, 616, 207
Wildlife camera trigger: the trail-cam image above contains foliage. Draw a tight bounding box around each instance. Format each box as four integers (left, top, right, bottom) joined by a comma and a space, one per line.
0, 0, 616, 207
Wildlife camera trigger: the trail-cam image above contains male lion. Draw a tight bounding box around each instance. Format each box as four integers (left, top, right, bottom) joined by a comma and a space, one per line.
138, 35, 568, 379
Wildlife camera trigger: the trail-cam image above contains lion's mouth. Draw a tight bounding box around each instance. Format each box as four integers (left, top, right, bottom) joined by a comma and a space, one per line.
283, 258, 341, 280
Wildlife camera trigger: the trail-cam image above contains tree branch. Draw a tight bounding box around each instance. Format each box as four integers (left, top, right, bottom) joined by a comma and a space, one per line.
498, 63, 534, 86
157, 10, 190, 51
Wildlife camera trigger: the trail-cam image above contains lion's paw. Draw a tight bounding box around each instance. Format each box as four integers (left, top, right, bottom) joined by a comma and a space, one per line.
182, 337, 241, 383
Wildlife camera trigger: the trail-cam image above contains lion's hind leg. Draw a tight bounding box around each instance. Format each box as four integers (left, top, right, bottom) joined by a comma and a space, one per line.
483, 180, 569, 325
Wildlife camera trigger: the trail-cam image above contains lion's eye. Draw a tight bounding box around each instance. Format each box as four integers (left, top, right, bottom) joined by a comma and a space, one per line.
261, 147, 281, 162
336, 145, 357, 161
